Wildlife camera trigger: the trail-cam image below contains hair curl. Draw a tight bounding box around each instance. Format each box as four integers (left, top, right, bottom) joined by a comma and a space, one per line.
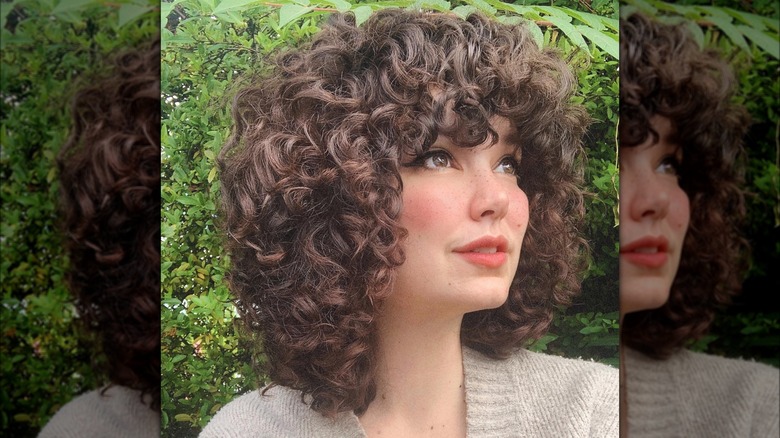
57, 35, 161, 409
620, 12, 750, 359
219, 10, 588, 416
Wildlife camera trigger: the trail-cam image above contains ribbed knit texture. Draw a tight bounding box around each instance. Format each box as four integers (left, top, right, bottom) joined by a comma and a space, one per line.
624, 347, 780, 438
200, 348, 619, 437
37, 385, 160, 438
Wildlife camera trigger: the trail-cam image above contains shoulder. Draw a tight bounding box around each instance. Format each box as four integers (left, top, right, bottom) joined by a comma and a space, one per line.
465, 346, 618, 386
625, 348, 779, 437
666, 349, 779, 405
463, 348, 618, 437
38, 385, 159, 438
676, 349, 779, 381
199, 386, 365, 438
678, 350, 779, 423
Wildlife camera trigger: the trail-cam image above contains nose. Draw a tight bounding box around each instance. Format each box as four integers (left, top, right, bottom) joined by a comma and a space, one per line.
469, 170, 510, 221
626, 172, 670, 221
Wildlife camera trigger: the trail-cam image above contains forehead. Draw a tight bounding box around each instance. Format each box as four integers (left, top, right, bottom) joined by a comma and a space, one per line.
649, 115, 675, 142
489, 116, 516, 140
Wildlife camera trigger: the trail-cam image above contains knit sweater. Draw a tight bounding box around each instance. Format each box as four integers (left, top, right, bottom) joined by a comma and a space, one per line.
624, 347, 780, 437
37, 385, 160, 438
200, 347, 619, 437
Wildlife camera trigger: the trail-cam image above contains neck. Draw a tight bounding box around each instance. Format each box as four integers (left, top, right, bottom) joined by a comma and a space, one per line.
359, 305, 467, 437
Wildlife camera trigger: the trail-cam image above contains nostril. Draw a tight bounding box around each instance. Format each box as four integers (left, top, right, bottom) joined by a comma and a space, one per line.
481, 209, 495, 217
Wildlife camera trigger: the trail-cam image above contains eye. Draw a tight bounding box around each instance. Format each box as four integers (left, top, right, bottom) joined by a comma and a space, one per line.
495, 156, 519, 175
418, 150, 453, 169
657, 154, 681, 176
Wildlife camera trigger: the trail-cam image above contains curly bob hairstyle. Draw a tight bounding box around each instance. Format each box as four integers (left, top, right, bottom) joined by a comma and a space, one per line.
57, 35, 161, 409
219, 9, 589, 416
620, 12, 750, 359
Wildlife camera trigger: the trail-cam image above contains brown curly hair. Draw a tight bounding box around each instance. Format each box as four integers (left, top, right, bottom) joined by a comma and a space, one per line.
219, 9, 589, 416
57, 35, 161, 409
620, 12, 750, 359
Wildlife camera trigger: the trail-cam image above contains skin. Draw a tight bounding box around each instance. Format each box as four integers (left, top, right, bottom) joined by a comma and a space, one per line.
358, 117, 529, 437
619, 115, 690, 316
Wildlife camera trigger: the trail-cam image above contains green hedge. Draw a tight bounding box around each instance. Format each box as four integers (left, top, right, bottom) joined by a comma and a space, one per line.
1, 1, 158, 435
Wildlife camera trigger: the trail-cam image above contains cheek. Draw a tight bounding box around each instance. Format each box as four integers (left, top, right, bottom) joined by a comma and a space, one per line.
670, 188, 691, 235
508, 189, 530, 234
400, 185, 457, 232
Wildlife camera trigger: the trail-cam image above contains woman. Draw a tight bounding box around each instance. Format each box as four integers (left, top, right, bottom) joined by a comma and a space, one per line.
38, 35, 161, 438
203, 9, 618, 437
619, 12, 779, 437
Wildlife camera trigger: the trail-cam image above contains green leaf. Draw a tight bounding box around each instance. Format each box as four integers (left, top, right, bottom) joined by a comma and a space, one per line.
351, 5, 373, 26
119, 3, 153, 27
214, 11, 244, 24
320, 0, 351, 13
579, 325, 604, 335
545, 15, 590, 55
212, 0, 259, 14
464, 0, 495, 16
278, 3, 312, 27
523, 18, 544, 49
684, 20, 705, 49
52, 0, 94, 14
723, 8, 767, 31
575, 24, 618, 59
452, 5, 476, 19
412, 0, 451, 13
737, 25, 779, 59
177, 195, 201, 206
701, 8, 750, 53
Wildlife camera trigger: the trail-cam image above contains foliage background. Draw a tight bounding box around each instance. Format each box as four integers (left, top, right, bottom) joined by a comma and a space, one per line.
620, 0, 780, 368
0, 0, 158, 436
160, 0, 619, 435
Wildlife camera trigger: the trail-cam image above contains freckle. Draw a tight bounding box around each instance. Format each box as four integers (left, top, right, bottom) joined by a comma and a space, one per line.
382, 394, 386, 400
430, 426, 434, 430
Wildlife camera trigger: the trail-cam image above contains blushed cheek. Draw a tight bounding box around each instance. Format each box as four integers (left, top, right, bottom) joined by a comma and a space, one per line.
399, 187, 454, 232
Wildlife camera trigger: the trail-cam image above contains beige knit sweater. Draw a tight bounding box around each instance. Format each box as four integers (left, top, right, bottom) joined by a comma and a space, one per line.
624, 347, 780, 437
37, 385, 159, 438
200, 347, 619, 437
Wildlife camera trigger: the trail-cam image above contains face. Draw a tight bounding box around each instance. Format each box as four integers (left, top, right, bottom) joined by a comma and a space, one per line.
620, 116, 690, 315
390, 117, 529, 319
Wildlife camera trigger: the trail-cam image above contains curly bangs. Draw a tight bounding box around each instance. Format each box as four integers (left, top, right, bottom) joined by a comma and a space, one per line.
620, 12, 750, 359
219, 9, 588, 416
57, 35, 161, 409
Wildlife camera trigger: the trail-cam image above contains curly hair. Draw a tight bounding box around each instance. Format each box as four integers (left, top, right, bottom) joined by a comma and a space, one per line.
57, 35, 161, 409
620, 12, 750, 359
219, 9, 589, 416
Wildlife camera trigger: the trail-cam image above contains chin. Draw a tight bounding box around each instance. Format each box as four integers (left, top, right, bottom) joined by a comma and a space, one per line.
620, 279, 672, 315
459, 282, 511, 313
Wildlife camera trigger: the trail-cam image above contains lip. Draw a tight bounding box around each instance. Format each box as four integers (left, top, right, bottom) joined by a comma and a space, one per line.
620, 236, 669, 268
453, 236, 509, 268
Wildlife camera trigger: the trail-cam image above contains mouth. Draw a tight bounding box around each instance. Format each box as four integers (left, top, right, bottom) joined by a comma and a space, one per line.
454, 236, 509, 268
620, 236, 669, 268
470, 247, 498, 254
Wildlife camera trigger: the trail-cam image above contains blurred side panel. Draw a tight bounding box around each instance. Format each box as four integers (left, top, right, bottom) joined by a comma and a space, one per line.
0, 1, 160, 436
